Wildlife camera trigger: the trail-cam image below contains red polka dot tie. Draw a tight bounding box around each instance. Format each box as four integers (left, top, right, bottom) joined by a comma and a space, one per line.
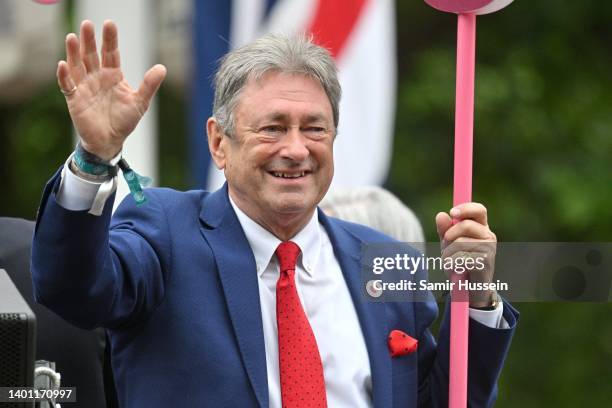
275, 241, 327, 408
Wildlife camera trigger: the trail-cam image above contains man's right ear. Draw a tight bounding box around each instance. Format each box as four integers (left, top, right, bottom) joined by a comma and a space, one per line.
207, 118, 226, 170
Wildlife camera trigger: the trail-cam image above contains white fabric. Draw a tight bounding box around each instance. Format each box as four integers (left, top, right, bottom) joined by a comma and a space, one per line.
57, 157, 102, 211
469, 300, 507, 329
57, 153, 120, 215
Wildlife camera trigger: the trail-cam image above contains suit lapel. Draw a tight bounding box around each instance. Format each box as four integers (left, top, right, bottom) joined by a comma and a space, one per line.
199, 184, 268, 408
320, 211, 393, 408
197, 186, 393, 408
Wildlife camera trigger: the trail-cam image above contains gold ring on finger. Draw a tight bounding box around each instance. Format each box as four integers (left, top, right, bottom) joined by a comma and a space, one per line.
60, 85, 77, 96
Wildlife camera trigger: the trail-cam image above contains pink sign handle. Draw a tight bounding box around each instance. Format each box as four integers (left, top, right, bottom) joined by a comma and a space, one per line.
449, 12, 476, 408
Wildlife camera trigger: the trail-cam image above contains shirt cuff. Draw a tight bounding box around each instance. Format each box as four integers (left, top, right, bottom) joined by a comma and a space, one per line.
469, 302, 508, 329
56, 153, 118, 215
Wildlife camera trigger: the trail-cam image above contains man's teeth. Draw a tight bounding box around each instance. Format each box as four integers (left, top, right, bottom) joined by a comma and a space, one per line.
272, 171, 306, 178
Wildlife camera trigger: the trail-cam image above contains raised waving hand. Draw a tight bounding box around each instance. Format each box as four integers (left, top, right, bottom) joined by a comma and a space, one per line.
57, 20, 166, 161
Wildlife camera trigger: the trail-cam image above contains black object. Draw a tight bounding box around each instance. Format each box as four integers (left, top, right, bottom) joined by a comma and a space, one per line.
0, 217, 114, 407
0, 269, 36, 408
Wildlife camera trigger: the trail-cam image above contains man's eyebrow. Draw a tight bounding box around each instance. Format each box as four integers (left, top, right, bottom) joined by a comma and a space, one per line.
260, 112, 329, 122
259, 112, 289, 123
302, 113, 329, 123
253, 112, 332, 126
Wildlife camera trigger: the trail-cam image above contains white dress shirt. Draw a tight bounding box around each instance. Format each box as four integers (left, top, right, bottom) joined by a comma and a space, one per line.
230, 198, 374, 408
56, 159, 506, 407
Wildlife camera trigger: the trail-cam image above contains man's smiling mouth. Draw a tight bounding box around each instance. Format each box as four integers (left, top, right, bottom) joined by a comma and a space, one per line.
268, 170, 311, 179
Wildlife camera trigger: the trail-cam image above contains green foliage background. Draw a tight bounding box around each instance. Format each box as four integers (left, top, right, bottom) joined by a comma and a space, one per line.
392, 2, 612, 405
0, 1, 610, 406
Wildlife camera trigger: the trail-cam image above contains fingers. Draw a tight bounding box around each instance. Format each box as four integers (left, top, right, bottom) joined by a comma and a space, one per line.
442, 240, 495, 259
435, 212, 453, 242
449, 202, 488, 226
441, 241, 496, 289
61, 20, 119, 94
101, 20, 120, 68
79, 20, 100, 73
136, 64, 167, 112
437, 202, 495, 248
65, 33, 87, 84
57, 60, 77, 97
443, 219, 496, 243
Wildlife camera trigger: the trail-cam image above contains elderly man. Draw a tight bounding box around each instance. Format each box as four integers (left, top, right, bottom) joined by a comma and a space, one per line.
32, 20, 517, 407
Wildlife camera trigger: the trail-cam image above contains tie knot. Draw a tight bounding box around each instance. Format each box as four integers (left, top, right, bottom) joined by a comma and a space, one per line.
275, 241, 301, 273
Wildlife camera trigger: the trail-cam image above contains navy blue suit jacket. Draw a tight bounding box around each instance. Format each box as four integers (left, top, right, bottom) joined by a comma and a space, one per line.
32, 173, 518, 407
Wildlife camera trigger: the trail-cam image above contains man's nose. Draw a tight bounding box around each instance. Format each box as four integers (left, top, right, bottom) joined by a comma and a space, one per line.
279, 127, 309, 161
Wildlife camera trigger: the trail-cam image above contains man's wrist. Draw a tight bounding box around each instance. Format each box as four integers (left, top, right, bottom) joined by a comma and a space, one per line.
469, 290, 499, 310
69, 142, 122, 183
74, 143, 122, 175
79, 141, 122, 162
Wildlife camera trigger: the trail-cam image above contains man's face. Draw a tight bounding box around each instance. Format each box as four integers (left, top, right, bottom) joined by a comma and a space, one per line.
215, 71, 335, 230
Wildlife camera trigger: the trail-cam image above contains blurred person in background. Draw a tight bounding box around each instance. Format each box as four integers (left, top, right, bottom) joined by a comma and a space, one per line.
321, 186, 424, 244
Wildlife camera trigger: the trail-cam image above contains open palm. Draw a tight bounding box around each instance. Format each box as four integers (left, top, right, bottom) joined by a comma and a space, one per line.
57, 20, 166, 161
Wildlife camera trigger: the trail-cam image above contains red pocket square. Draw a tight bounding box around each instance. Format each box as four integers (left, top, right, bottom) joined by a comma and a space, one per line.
388, 330, 418, 357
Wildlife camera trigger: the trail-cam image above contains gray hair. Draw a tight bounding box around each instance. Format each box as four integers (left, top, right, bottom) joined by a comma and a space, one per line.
212, 33, 342, 137
320, 186, 425, 244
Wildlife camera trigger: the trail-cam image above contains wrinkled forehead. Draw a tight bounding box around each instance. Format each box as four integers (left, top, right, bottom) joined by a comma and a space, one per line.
234, 71, 334, 121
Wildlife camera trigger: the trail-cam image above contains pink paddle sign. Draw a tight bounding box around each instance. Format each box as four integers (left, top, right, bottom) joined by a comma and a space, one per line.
425, 0, 513, 14
423, 1, 514, 408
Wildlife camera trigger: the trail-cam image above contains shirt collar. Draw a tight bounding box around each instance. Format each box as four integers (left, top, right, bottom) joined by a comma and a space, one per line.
229, 196, 321, 278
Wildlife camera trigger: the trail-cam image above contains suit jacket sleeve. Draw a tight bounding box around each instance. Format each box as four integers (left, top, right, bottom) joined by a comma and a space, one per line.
32, 170, 171, 330
414, 292, 519, 407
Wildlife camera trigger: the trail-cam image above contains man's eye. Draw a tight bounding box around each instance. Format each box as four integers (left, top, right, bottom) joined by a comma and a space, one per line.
304, 127, 326, 133
261, 125, 285, 134
303, 127, 329, 139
